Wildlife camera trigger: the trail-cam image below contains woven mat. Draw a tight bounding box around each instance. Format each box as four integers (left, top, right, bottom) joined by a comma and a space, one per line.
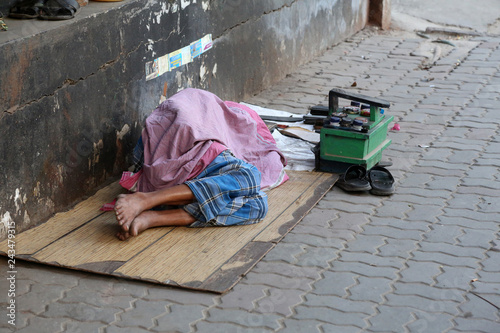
0, 171, 337, 293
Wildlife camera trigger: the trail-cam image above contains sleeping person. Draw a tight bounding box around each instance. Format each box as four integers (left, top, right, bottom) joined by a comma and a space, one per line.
114, 88, 288, 240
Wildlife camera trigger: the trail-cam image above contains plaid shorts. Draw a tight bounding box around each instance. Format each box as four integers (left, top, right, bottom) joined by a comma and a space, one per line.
184, 150, 268, 227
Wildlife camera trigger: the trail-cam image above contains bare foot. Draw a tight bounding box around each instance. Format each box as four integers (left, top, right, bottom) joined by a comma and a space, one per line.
115, 208, 196, 241
116, 211, 154, 241
114, 192, 149, 232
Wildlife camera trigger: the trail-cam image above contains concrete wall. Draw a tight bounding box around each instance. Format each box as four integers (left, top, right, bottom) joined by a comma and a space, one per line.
0, 0, 369, 239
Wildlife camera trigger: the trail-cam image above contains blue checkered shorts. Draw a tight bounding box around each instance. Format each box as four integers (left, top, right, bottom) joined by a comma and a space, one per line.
184, 150, 268, 227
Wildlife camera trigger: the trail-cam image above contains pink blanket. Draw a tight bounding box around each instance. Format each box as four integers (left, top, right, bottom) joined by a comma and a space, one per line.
137, 88, 287, 192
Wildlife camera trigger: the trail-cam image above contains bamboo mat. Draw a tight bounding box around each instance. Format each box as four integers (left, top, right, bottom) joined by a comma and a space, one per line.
0, 171, 337, 293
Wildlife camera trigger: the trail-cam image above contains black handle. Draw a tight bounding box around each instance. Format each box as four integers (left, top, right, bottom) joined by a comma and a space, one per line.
329, 88, 391, 113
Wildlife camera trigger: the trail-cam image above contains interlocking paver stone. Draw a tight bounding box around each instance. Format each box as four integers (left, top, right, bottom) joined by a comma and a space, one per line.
425, 224, 463, 244
478, 251, 500, 274
62, 287, 133, 310
143, 286, 215, 306
418, 241, 485, 259
311, 271, 358, 297
116, 299, 168, 329
376, 238, 418, 258
279, 319, 324, 333
292, 223, 355, 241
253, 287, 306, 316
370, 216, 431, 232
343, 234, 387, 254
459, 292, 500, 321
371, 201, 412, 218
282, 232, 345, 249
405, 204, 443, 223
399, 260, 443, 285
43, 301, 122, 324
106, 325, 152, 333
361, 224, 424, 241
330, 260, 399, 280
303, 294, 375, 314
154, 304, 207, 332
218, 283, 266, 311
451, 317, 500, 333
456, 228, 498, 249
347, 276, 393, 303
327, 212, 371, 232
366, 306, 416, 332
261, 242, 306, 264
16, 283, 66, 314
339, 251, 405, 269
384, 294, 461, 315
292, 245, 340, 268
393, 282, 465, 303
293, 305, 368, 327
64, 321, 107, 333
445, 193, 483, 210
438, 214, 499, 230
411, 250, 480, 268
15, 316, 68, 333
195, 321, 273, 333
206, 308, 281, 330
404, 312, 455, 333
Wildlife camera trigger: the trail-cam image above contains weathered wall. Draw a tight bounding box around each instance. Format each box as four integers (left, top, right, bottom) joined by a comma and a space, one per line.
0, 1, 17, 15
0, 0, 369, 239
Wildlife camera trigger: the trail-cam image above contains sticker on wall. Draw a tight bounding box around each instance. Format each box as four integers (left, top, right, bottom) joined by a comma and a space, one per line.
145, 34, 213, 81
190, 34, 213, 59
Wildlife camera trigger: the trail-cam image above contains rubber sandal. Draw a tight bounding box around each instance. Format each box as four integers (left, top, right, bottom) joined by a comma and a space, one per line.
9, 0, 45, 19
39, 0, 79, 20
367, 166, 395, 196
335, 165, 372, 192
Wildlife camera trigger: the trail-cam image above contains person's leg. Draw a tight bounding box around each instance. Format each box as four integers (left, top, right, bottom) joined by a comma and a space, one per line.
185, 192, 267, 227
116, 208, 196, 241
114, 184, 195, 232
115, 150, 267, 239
184, 150, 268, 227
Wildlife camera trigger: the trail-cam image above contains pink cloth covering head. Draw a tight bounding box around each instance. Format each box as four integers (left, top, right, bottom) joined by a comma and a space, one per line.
137, 88, 287, 192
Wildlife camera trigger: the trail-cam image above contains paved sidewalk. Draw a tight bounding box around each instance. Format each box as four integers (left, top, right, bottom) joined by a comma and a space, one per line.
2, 20, 500, 333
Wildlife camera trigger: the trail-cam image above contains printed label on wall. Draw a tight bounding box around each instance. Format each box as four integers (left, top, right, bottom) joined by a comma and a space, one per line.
146, 34, 213, 81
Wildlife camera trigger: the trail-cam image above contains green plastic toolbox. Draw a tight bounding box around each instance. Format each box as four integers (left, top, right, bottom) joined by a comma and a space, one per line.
316, 88, 393, 173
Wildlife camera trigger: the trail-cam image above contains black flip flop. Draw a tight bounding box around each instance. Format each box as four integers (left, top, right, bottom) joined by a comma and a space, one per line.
9, 0, 45, 19
367, 166, 395, 196
39, 0, 79, 20
336, 165, 372, 192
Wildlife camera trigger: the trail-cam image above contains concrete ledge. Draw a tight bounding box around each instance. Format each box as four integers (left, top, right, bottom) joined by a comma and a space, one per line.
0, 0, 369, 238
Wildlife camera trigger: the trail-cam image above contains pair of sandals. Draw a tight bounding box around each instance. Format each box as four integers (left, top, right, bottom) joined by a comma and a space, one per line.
336, 165, 395, 196
9, 0, 79, 20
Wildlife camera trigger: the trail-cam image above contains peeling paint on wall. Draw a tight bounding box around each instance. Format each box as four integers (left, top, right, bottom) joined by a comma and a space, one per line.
0, 211, 13, 239
199, 63, 207, 81
156, 1, 168, 24
116, 124, 130, 140
33, 181, 41, 197
202, 0, 210, 11
13, 188, 27, 216
180, 0, 195, 10
90, 140, 104, 170
147, 39, 156, 58
23, 210, 31, 226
